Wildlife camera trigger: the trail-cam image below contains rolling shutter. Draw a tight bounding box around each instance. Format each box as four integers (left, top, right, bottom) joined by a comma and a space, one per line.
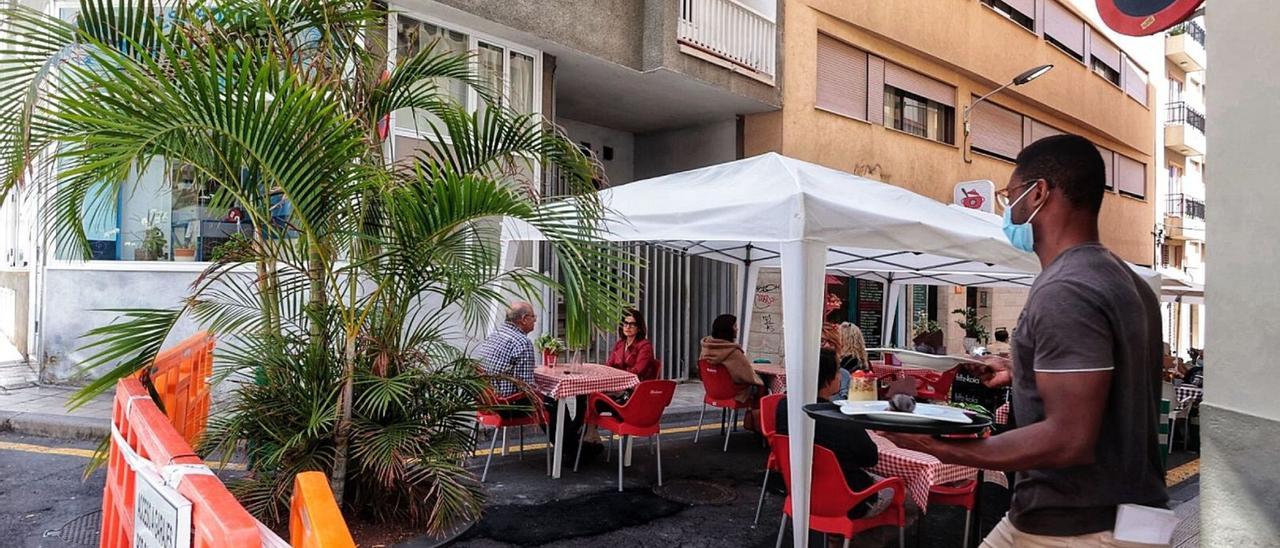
1097, 146, 1115, 189
816, 34, 868, 120
1115, 153, 1146, 198
885, 62, 955, 107
1005, 0, 1036, 20
868, 54, 886, 125
1091, 37, 1121, 72
971, 100, 1023, 160
1045, 1, 1085, 57
1030, 120, 1064, 143
1123, 57, 1149, 105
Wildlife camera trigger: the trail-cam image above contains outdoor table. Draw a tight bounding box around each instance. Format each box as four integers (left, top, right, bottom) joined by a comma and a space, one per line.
994, 402, 1011, 426
533, 363, 639, 479
752, 363, 787, 393
1176, 385, 1203, 405
869, 362, 938, 380
867, 431, 1009, 512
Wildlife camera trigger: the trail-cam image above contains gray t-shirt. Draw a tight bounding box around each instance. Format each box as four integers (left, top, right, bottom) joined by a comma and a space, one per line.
1009, 243, 1168, 536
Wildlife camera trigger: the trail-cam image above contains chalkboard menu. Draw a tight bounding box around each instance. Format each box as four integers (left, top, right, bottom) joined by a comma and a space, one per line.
853, 278, 884, 348
911, 285, 927, 325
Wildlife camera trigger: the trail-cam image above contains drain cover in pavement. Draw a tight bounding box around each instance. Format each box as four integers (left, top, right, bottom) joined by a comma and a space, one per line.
653, 479, 737, 505
43, 510, 101, 545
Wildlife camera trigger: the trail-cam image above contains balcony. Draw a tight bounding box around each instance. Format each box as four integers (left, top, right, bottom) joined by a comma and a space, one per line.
677, 0, 777, 81
1165, 21, 1206, 73
1165, 193, 1206, 241
1165, 101, 1206, 157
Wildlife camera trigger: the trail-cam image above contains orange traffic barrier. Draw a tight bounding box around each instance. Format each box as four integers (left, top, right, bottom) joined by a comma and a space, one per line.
290, 471, 355, 548
131, 332, 215, 446
100, 378, 261, 548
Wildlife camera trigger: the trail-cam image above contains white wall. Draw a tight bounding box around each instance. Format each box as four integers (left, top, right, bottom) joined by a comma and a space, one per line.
1201, 2, 1280, 544
558, 118, 635, 186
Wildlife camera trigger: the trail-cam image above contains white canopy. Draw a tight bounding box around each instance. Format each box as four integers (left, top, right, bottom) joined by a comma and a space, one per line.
504, 152, 1047, 545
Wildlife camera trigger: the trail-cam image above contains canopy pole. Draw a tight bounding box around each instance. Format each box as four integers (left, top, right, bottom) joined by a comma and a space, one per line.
488, 240, 521, 336
740, 262, 762, 354
780, 240, 827, 548
882, 273, 897, 347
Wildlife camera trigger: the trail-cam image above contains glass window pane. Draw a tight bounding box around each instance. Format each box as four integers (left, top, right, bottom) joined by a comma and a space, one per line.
477, 42, 505, 113
396, 18, 469, 133
508, 51, 535, 115
120, 160, 171, 261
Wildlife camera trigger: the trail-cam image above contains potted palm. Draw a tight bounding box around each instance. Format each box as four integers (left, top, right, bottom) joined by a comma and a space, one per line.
130, 212, 167, 261
952, 307, 991, 353
172, 223, 197, 262
911, 311, 944, 353
534, 334, 565, 367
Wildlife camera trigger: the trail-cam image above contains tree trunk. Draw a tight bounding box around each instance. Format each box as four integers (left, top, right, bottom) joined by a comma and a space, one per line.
329, 330, 358, 501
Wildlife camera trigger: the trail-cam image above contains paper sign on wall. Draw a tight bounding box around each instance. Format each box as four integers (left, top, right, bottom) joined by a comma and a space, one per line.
953, 180, 995, 213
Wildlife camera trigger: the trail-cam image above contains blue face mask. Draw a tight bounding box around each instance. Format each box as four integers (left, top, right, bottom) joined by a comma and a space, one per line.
1002, 182, 1045, 253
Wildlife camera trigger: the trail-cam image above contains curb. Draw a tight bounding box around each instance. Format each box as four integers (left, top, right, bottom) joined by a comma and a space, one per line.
0, 410, 110, 440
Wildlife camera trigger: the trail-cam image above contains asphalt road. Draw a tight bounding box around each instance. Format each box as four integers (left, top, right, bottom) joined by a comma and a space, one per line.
0, 433, 106, 548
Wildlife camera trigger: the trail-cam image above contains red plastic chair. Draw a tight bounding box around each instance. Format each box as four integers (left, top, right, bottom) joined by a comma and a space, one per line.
475, 391, 549, 482
914, 367, 961, 402
573, 380, 677, 491
695, 359, 756, 451
753, 393, 785, 524
770, 434, 907, 548
923, 479, 978, 548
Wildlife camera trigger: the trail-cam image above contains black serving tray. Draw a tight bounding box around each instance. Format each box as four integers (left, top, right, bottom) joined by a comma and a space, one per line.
802, 402, 992, 435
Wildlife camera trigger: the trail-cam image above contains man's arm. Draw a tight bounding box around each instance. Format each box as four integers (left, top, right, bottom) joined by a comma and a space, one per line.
888, 369, 1110, 470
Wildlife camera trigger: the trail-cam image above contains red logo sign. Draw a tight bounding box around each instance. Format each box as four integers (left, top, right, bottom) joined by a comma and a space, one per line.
960, 188, 986, 210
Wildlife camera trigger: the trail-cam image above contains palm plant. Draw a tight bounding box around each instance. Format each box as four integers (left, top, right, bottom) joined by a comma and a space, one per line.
0, 0, 632, 534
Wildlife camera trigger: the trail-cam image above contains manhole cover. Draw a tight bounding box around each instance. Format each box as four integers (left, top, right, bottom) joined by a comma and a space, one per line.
652, 479, 737, 505
44, 510, 101, 545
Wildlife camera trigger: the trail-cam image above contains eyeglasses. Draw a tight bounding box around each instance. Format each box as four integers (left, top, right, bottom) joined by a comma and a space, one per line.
995, 178, 1044, 208
620, 320, 638, 327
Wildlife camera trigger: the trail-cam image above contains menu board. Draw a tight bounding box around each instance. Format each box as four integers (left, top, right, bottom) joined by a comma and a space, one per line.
853, 278, 884, 348
911, 285, 928, 325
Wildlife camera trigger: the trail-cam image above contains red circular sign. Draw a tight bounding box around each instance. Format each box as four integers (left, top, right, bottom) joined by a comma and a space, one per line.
1096, 0, 1203, 36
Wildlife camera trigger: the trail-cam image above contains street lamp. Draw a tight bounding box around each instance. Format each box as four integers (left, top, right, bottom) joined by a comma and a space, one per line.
962, 64, 1053, 162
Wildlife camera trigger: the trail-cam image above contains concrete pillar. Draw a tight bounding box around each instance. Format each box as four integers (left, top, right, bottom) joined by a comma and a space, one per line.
1201, 3, 1280, 543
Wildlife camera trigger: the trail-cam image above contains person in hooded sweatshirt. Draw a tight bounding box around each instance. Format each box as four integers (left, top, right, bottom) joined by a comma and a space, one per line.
699, 314, 764, 428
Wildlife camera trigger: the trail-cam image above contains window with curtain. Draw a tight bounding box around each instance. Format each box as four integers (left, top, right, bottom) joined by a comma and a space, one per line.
476, 41, 505, 115
979, 0, 1035, 32
508, 51, 535, 115
884, 87, 954, 144
396, 17, 469, 133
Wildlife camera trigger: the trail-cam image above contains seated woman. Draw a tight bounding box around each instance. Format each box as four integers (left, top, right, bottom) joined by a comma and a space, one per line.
836, 321, 871, 372
605, 308, 658, 381
775, 349, 895, 519
699, 314, 764, 426
821, 324, 851, 396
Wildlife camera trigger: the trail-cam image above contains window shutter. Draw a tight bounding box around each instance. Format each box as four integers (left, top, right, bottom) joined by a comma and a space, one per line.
1123, 57, 1149, 105
1005, 0, 1036, 20
816, 34, 868, 120
1115, 154, 1146, 198
1097, 146, 1115, 189
1091, 37, 1121, 72
868, 55, 886, 125
1030, 120, 1064, 143
971, 100, 1023, 160
884, 62, 955, 107
1045, 1, 1085, 57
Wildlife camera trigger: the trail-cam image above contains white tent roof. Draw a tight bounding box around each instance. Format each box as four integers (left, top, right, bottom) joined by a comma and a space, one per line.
506, 152, 1043, 277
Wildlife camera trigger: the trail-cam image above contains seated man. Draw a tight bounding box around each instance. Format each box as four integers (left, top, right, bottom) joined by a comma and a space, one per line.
775, 349, 895, 518
987, 328, 1012, 358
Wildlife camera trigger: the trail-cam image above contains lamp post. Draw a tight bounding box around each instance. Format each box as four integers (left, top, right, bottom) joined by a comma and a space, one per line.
962, 64, 1053, 163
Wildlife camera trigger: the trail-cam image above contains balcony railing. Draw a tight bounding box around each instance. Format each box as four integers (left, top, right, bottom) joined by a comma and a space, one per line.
1167, 193, 1206, 221
1166, 101, 1206, 134
1169, 21, 1206, 47
678, 0, 777, 77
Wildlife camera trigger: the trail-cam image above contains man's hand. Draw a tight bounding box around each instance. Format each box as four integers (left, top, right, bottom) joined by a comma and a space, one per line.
881, 432, 938, 454
964, 355, 1013, 388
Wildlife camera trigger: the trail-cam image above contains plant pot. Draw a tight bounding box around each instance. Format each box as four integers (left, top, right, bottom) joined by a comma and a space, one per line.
133, 248, 153, 261
174, 248, 197, 262
543, 352, 557, 367
963, 337, 978, 354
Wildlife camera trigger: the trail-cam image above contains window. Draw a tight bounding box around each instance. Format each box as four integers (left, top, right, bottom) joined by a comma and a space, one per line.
815, 34, 869, 121
396, 17, 468, 133
1044, 0, 1085, 62
1098, 146, 1115, 190
970, 100, 1023, 160
1168, 164, 1183, 195
884, 87, 954, 144
1115, 153, 1146, 199
1091, 57, 1120, 85
1122, 56, 1149, 105
980, 0, 1035, 32
1169, 78, 1185, 102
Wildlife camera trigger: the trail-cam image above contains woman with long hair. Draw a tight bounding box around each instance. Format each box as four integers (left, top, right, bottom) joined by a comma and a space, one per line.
837, 321, 870, 372
605, 307, 658, 381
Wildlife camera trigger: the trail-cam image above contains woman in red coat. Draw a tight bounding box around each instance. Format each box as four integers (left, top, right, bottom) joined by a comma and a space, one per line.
605, 308, 658, 381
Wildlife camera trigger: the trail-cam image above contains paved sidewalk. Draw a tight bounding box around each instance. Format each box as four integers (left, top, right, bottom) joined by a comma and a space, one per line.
0, 384, 112, 439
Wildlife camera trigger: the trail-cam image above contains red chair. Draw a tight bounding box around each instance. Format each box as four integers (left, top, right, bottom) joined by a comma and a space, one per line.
573, 380, 677, 491
914, 367, 960, 402
753, 393, 785, 524
923, 479, 978, 548
695, 359, 756, 451
475, 392, 549, 482
770, 434, 907, 548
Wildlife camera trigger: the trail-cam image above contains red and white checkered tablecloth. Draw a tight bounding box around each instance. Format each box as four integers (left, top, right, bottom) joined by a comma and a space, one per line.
867, 432, 1008, 512
534, 363, 639, 400
994, 402, 1011, 426
753, 363, 787, 393
869, 363, 938, 381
